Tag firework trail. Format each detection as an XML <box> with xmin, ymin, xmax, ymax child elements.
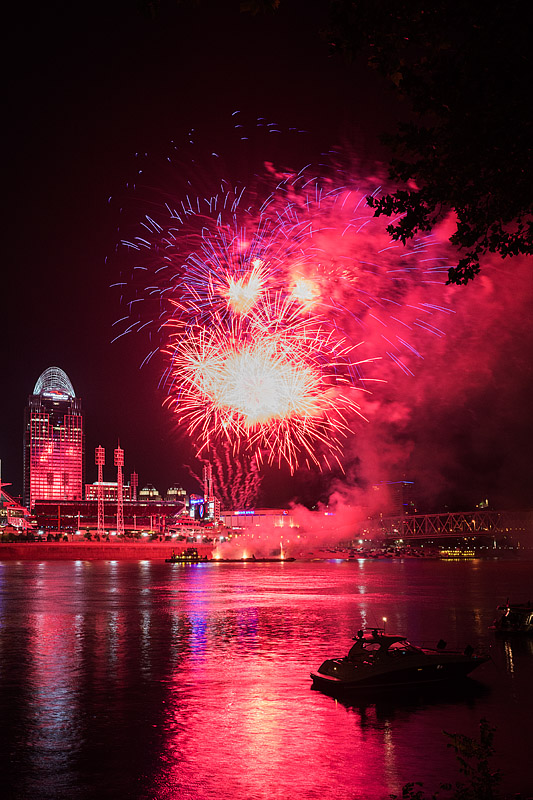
<box><xmin>211</xmin><ymin>443</ymin><xmax>262</xmax><ymax>511</ymax></box>
<box><xmin>184</xmin><ymin>446</ymin><xmax>261</xmax><ymax>511</ymax></box>
<box><xmin>115</xmin><ymin>116</ymin><xmax>453</xmax><ymax>473</ymax></box>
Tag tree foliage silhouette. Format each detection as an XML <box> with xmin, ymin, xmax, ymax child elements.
<box><xmin>327</xmin><ymin>0</ymin><xmax>533</xmax><ymax>284</ymax></box>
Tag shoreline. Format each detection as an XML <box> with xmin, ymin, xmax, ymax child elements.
<box><xmin>1</xmin><ymin>543</ymin><xmax>529</xmax><ymax>562</ymax></box>
<box><xmin>0</xmin><ymin>542</ymin><xmax>214</xmax><ymax>561</ymax></box>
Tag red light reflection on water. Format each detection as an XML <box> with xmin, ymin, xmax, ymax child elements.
<box><xmin>1</xmin><ymin>559</ymin><xmax>531</xmax><ymax>799</ymax></box>
<box><xmin>153</xmin><ymin>646</ymin><xmax>416</xmax><ymax>799</ymax></box>
<box><xmin>151</xmin><ymin>565</ymin><xmax>412</xmax><ymax>800</ymax></box>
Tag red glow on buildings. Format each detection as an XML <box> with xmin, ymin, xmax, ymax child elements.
<box><xmin>23</xmin><ymin>367</ymin><xmax>84</xmax><ymax>509</ymax></box>
<box><xmin>85</xmin><ymin>481</ymin><xmax>132</xmax><ymax>502</ymax></box>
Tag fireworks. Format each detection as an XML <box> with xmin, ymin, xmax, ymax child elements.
<box><xmin>211</xmin><ymin>442</ymin><xmax>262</xmax><ymax>510</ymax></box>
<box><xmin>117</xmin><ymin>127</ymin><xmax>452</xmax><ymax>472</ymax></box>
<box><xmin>225</xmin><ymin>260</ymin><xmax>267</xmax><ymax>316</ymax></box>
<box><xmin>163</xmin><ymin>303</ymin><xmax>366</xmax><ymax>471</ymax></box>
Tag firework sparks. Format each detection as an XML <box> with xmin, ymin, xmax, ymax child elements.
<box><xmin>224</xmin><ymin>260</ymin><xmax>267</xmax><ymax>315</ymax></box>
<box><xmin>289</xmin><ymin>275</ymin><xmax>320</xmax><ymax>307</ymax></box>
<box><xmin>163</xmin><ymin>307</ymin><xmax>367</xmax><ymax>471</ymax></box>
<box><xmin>116</xmin><ymin>127</ymin><xmax>452</xmax><ymax>472</ymax></box>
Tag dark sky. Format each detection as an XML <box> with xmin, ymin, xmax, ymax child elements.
<box><xmin>3</xmin><ymin>1</ymin><xmax>532</xmax><ymax>511</ymax></box>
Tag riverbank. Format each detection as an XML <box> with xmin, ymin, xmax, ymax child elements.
<box><xmin>0</xmin><ymin>542</ymin><xmax>214</xmax><ymax>560</ymax></box>
<box><xmin>1</xmin><ymin>542</ymin><xmax>528</xmax><ymax>562</ymax></box>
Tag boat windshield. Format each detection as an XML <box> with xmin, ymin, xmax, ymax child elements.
<box><xmin>347</xmin><ymin>641</ymin><xmax>380</xmax><ymax>660</ymax></box>
<box><xmin>362</xmin><ymin>643</ymin><xmax>381</xmax><ymax>652</ymax></box>
<box><xmin>387</xmin><ymin>641</ymin><xmax>421</xmax><ymax>655</ymax></box>
<box><xmin>347</xmin><ymin>636</ymin><xmax>421</xmax><ymax>660</ymax></box>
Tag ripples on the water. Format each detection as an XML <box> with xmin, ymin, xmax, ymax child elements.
<box><xmin>0</xmin><ymin>559</ymin><xmax>531</xmax><ymax>799</ymax></box>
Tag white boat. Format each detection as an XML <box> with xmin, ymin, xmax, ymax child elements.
<box><xmin>310</xmin><ymin>628</ymin><xmax>488</xmax><ymax>692</ymax></box>
<box><xmin>491</xmin><ymin>602</ymin><xmax>533</xmax><ymax>635</ymax></box>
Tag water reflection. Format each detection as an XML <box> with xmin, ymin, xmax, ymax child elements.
<box><xmin>0</xmin><ymin>559</ymin><xmax>531</xmax><ymax>800</ymax></box>
<box><xmin>5</xmin><ymin>565</ymin><xmax>84</xmax><ymax>799</ymax></box>
<box><xmin>492</xmin><ymin>633</ymin><xmax>533</xmax><ymax>675</ymax></box>
<box><xmin>325</xmin><ymin>678</ymin><xmax>490</xmax><ymax>721</ymax></box>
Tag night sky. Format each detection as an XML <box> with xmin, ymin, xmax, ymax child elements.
<box><xmin>3</xmin><ymin>1</ymin><xmax>532</xmax><ymax>511</ymax></box>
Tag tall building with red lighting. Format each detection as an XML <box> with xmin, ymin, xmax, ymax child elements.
<box><xmin>23</xmin><ymin>367</ymin><xmax>84</xmax><ymax>509</ymax></box>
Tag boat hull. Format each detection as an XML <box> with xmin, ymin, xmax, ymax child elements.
<box><xmin>311</xmin><ymin>655</ymin><xmax>489</xmax><ymax>692</ymax></box>
<box><xmin>165</xmin><ymin>557</ymin><xmax>208</xmax><ymax>563</ymax></box>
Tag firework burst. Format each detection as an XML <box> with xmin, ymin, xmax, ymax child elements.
<box><xmin>116</xmin><ymin>124</ymin><xmax>452</xmax><ymax>472</ymax></box>
<box><xmin>163</xmin><ymin>304</ymin><xmax>368</xmax><ymax>472</ymax></box>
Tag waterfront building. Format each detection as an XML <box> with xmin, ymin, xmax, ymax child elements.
<box><xmin>32</xmin><ymin>497</ymin><xmax>186</xmax><ymax>534</ymax></box>
<box><xmin>0</xmin><ymin>481</ymin><xmax>32</xmax><ymax>531</ymax></box>
<box><xmin>221</xmin><ymin>508</ymin><xmax>295</xmax><ymax>531</ymax></box>
<box><xmin>166</xmin><ymin>486</ymin><xmax>186</xmax><ymax>502</ymax></box>
<box><xmin>139</xmin><ymin>484</ymin><xmax>162</xmax><ymax>502</ymax></box>
<box><xmin>85</xmin><ymin>481</ymin><xmax>132</xmax><ymax>501</ymax></box>
<box><xmin>23</xmin><ymin>367</ymin><xmax>84</xmax><ymax>509</ymax></box>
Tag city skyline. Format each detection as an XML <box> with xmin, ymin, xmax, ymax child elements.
<box><xmin>2</xmin><ymin>7</ymin><xmax>531</xmax><ymax>800</ymax></box>
<box><xmin>3</xmin><ymin>2</ymin><xmax>532</xmax><ymax>513</ymax></box>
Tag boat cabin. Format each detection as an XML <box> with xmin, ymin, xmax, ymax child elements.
<box><xmin>494</xmin><ymin>603</ymin><xmax>533</xmax><ymax>632</ymax></box>
<box><xmin>347</xmin><ymin>629</ymin><xmax>422</xmax><ymax>661</ymax></box>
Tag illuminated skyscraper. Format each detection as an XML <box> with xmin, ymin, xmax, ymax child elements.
<box><xmin>23</xmin><ymin>367</ymin><xmax>84</xmax><ymax>509</ymax></box>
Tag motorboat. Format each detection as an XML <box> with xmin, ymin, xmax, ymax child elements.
<box><xmin>310</xmin><ymin>627</ymin><xmax>489</xmax><ymax>692</ymax></box>
<box><xmin>165</xmin><ymin>547</ymin><xmax>208</xmax><ymax>563</ymax></box>
<box><xmin>491</xmin><ymin>602</ymin><xmax>533</xmax><ymax>635</ymax></box>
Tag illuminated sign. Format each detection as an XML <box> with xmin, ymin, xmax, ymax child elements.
<box><xmin>234</xmin><ymin>510</ymin><xmax>255</xmax><ymax>515</ymax></box>
<box><xmin>42</xmin><ymin>391</ymin><xmax>70</xmax><ymax>401</ymax></box>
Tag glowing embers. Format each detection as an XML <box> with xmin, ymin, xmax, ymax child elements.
<box><xmin>289</xmin><ymin>275</ymin><xmax>320</xmax><ymax>308</ymax></box>
<box><xmin>224</xmin><ymin>260</ymin><xmax>267</xmax><ymax>316</ymax></box>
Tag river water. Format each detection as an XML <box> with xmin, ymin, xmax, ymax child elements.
<box><xmin>0</xmin><ymin>557</ymin><xmax>531</xmax><ymax>800</ymax></box>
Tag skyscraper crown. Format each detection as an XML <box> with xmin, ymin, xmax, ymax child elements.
<box><xmin>33</xmin><ymin>367</ymin><xmax>75</xmax><ymax>398</ymax></box>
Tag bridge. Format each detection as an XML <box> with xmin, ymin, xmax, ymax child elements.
<box><xmin>367</xmin><ymin>509</ymin><xmax>533</xmax><ymax>543</ymax></box>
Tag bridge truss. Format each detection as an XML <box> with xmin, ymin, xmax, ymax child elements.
<box><xmin>370</xmin><ymin>509</ymin><xmax>532</xmax><ymax>542</ymax></box>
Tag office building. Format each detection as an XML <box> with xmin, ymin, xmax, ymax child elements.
<box><xmin>372</xmin><ymin>480</ymin><xmax>416</xmax><ymax>517</ymax></box>
<box><xmin>23</xmin><ymin>367</ymin><xmax>84</xmax><ymax>509</ymax></box>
